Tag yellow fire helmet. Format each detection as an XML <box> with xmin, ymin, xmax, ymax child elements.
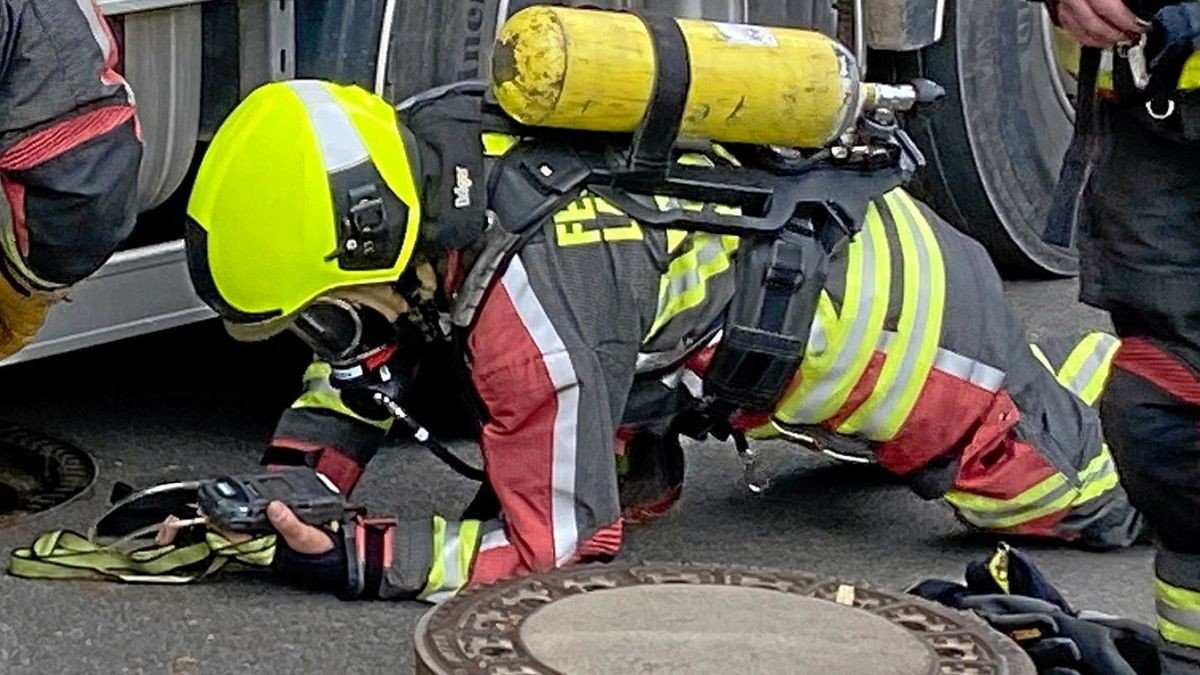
<box><xmin>185</xmin><ymin>79</ymin><xmax>421</xmax><ymax>339</ymax></box>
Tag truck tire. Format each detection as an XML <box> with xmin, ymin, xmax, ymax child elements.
<box><xmin>874</xmin><ymin>0</ymin><xmax>1079</xmax><ymax>276</ymax></box>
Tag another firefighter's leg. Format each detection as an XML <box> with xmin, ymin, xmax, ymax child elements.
<box><xmin>1103</xmin><ymin>338</ymin><xmax>1200</xmax><ymax>658</ymax></box>
<box><xmin>1081</xmin><ymin>107</ymin><xmax>1200</xmax><ymax>663</ymax></box>
<box><xmin>0</xmin><ymin>0</ymin><xmax>142</xmax><ymax>358</ymax></box>
<box><xmin>466</xmin><ymin>254</ymin><xmax>632</xmax><ymax>585</ymax></box>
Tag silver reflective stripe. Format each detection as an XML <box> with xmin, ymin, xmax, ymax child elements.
<box><xmin>502</xmin><ymin>258</ymin><xmax>580</xmax><ymax>565</ymax></box>
<box><xmin>956</xmin><ymin>480</ymin><xmax>1076</xmax><ymax>525</ymax></box>
<box><xmin>787</xmin><ymin>212</ymin><xmax>882</xmax><ymax>422</ymax></box>
<box><xmin>479</xmin><ymin>528</ymin><xmax>508</xmax><ymax>553</ymax></box>
<box><xmin>286</xmin><ymin>81</ymin><xmax>371</xmax><ymax>173</ymax></box>
<box><xmin>932</xmin><ymin>348</ymin><xmax>1006</xmax><ymax>393</ymax></box>
<box><xmin>1068</xmin><ymin>334</ymin><xmax>1119</xmax><ymax>397</ymax></box>
<box><xmin>855</xmin><ymin>194</ymin><xmax>939</xmax><ymax>437</ymax></box>
<box><xmin>660</xmin><ymin>237</ymin><xmax>728</xmax><ymax>305</ymax></box>
<box><xmin>1159</xmin><ymin>599</ymin><xmax>1200</xmax><ymax>632</ymax></box>
<box><xmin>808</xmin><ymin>311</ymin><xmax>828</xmax><ymax>355</ymax></box>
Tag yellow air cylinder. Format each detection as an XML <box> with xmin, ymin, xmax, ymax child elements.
<box><xmin>491</xmin><ymin>6</ymin><xmax>863</xmax><ymax>149</ymax></box>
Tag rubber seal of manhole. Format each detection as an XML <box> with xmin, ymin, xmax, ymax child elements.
<box><xmin>414</xmin><ymin>562</ymin><xmax>1036</xmax><ymax>675</ymax></box>
<box><xmin>0</xmin><ymin>423</ymin><xmax>96</xmax><ymax>523</ymax></box>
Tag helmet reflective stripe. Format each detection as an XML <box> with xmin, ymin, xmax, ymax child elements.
<box><xmin>286</xmin><ymin>81</ymin><xmax>371</xmax><ymax>173</ymax></box>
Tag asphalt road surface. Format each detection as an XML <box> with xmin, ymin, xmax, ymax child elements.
<box><xmin>0</xmin><ymin>278</ymin><xmax>1152</xmax><ymax>674</ymax></box>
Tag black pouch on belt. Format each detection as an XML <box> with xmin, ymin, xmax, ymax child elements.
<box><xmin>705</xmin><ymin>224</ymin><xmax>828</xmax><ymax>413</ymax></box>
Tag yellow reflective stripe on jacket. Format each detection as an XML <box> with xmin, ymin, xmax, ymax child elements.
<box><xmin>1158</xmin><ymin>578</ymin><xmax>1200</xmax><ymax>647</ymax></box>
<box><xmin>838</xmin><ymin>190</ymin><xmax>946</xmax><ymax>441</ymax></box>
<box><xmin>646</xmin><ymin>233</ymin><xmax>740</xmax><ymax>339</ymax></box>
<box><xmin>947</xmin><ymin>446</ymin><xmax>1120</xmax><ymax>528</ymax></box>
<box><xmin>419</xmin><ymin>516</ymin><xmax>482</xmax><ymax>603</ymax></box>
<box><xmin>1056</xmin><ymin>333</ymin><xmax>1120</xmax><ymax>406</ymax></box>
<box><xmin>291</xmin><ymin>362</ymin><xmax>392</xmax><ymax>430</ymax></box>
<box><xmin>774</xmin><ymin>201</ymin><xmax>891</xmax><ymax>425</ymax></box>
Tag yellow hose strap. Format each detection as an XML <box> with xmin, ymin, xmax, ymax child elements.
<box><xmin>1157</xmin><ymin>579</ymin><xmax>1200</xmax><ymax>648</ymax></box>
<box><xmin>8</xmin><ymin>530</ymin><xmax>275</xmax><ymax>583</ymax></box>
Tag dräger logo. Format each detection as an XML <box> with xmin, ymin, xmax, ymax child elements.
<box><xmin>454</xmin><ymin>166</ymin><xmax>474</xmax><ymax>208</ymax></box>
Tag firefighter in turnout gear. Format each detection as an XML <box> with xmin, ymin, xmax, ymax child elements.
<box><xmin>0</xmin><ymin>0</ymin><xmax>143</xmax><ymax>358</ymax></box>
<box><xmin>180</xmin><ymin>77</ymin><xmax>1141</xmax><ymax>602</ymax></box>
<box><xmin>1043</xmin><ymin>0</ymin><xmax>1200</xmax><ymax>667</ymax></box>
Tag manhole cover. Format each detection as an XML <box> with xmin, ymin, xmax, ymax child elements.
<box><xmin>0</xmin><ymin>423</ymin><xmax>95</xmax><ymax>519</ymax></box>
<box><xmin>415</xmin><ymin>563</ymin><xmax>1036</xmax><ymax>675</ymax></box>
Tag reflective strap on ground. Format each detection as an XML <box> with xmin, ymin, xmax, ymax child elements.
<box><xmin>420</xmin><ymin>517</ymin><xmax>482</xmax><ymax>603</ymax></box>
<box><xmin>291</xmin><ymin>362</ymin><xmax>392</xmax><ymax>430</ymax></box>
<box><xmin>8</xmin><ymin>529</ymin><xmax>242</xmax><ymax>583</ymax></box>
<box><xmin>774</xmin><ymin>201</ymin><xmax>891</xmax><ymax>426</ymax></box>
<box><xmin>1055</xmin><ymin>333</ymin><xmax>1119</xmax><ymax>406</ymax></box>
<box><xmin>838</xmin><ymin>190</ymin><xmax>946</xmax><ymax>441</ymax></box>
<box><xmin>646</xmin><ymin>233</ymin><xmax>739</xmax><ymax>339</ymax></box>
<box><xmin>1157</xmin><ymin>579</ymin><xmax>1200</xmax><ymax>648</ymax></box>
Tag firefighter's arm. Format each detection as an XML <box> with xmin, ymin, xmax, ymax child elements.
<box><xmin>265</xmin><ymin>501</ymin><xmax>489</xmax><ymax>602</ymax></box>
<box><xmin>263</xmin><ymin>361</ymin><xmax>393</xmax><ymax>496</ymax></box>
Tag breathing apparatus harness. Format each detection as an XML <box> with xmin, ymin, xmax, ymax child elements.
<box><xmin>310</xmin><ymin>23</ymin><xmax>943</xmax><ymax>482</ymax></box>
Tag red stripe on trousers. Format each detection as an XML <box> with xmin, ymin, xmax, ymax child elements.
<box><xmin>468</xmin><ymin>281</ymin><xmax>560</xmax><ymax>574</ymax></box>
<box><xmin>875</xmin><ymin>368</ymin><xmax>999</xmax><ymax>475</ymax></box>
<box><xmin>1112</xmin><ymin>337</ymin><xmax>1200</xmax><ymax>405</ymax></box>
<box><xmin>0</xmin><ymin>179</ymin><xmax>27</xmax><ymax>257</ymax></box>
<box><xmin>0</xmin><ymin>105</ymin><xmax>135</xmax><ymax>171</ymax></box>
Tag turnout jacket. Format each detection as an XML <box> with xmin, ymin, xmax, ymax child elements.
<box><xmin>264</xmin><ymin>138</ymin><xmax>1138</xmax><ymax>602</ymax></box>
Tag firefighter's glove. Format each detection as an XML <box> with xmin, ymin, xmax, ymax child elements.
<box><xmin>265</xmin><ymin>501</ymin><xmax>348</xmax><ymax>594</ymax></box>
<box><xmin>0</xmin><ymin>276</ymin><xmax>60</xmax><ymax>360</ymax></box>
<box><xmin>961</xmin><ymin>595</ymin><xmax>1163</xmax><ymax>675</ymax></box>
<box><xmin>1145</xmin><ymin>2</ymin><xmax>1200</xmax><ymax>94</ymax></box>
